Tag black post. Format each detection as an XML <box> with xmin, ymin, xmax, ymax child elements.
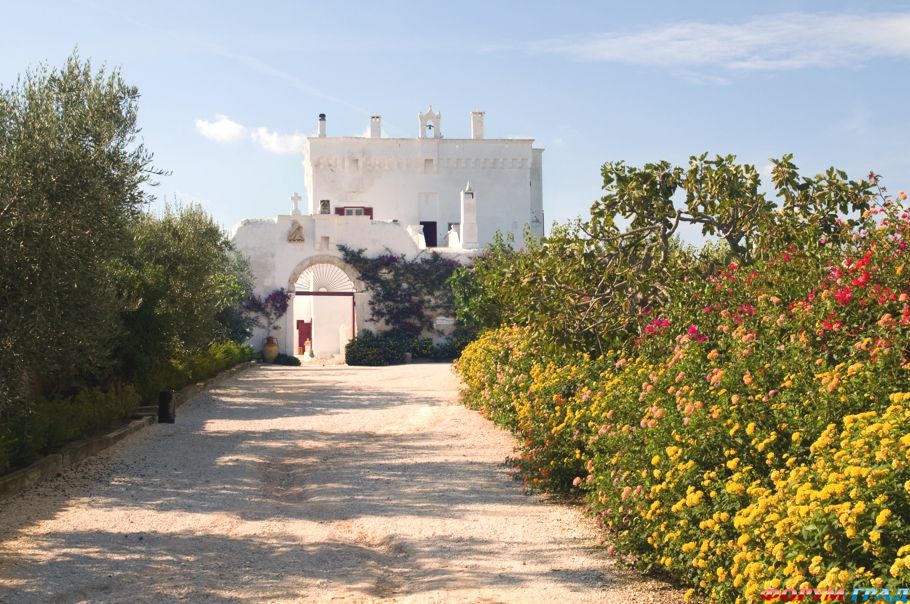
<box><xmin>158</xmin><ymin>390</ymin><xmax>176</xmax><ymax>424</ymax></box>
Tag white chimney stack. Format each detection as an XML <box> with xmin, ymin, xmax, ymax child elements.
<box><xmin>471</xmin><ymin>111</ymin><xmax>485</xmax><ymax>140</ymax></box>
<box><xmin>460</xmin><ymin>182</ymin><xmax>479</xmax><ymax>249</ymax></box>
<box><xmin>317</xmin><ymin>113</ymin><xmax>326</xmax><ymax>137</ymax></box>
<box><xmin>370</xmin><ymin>115</ymin><xmax>381</xmax><ymax>138</ymax></box>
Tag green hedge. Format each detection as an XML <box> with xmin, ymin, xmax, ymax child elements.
<box><xmin>136</xmin><ymin>341</ymin><xmax>254</xmax><ymax>401</ymax></box>
<box><xmin>345</xmin><ymin>330</ymin><xmax>465</xmax><ymax>365</ymax></box>
<box><xmin>0</xmin><ymin>383</ymin><xmax>140</xmax><ymax>470</ymax></box>
<box><xmin>0</xmin><ymin>341</ymin><xmax>254</xmax><ymax>473</ymax></box>
<box><xmin>345</xmin><ymin>330</ymin><xmax>410</xmax><ymax>365</ymax></box>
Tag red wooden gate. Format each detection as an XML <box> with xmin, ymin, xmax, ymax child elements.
<box><xmin>296</xmin><ymin>320</ymin><xmax>312</xmax><ymax>354</ymax></box>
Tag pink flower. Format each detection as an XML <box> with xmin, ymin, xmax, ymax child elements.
<box><xmin>852</xmin><ymin>271</ymin><xmax>870</xmax><ymax>288</ymax></box>
<box><xmin>572</xmin><ymin>477</ymin><xmax>583</xmax><ymax>487</ymax></box>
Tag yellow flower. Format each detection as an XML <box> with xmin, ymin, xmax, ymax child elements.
<box><xmin>726</xmin><ymin>482</ymin><xmax>745</xmax><ymax>496</ymax></box>
<box><xmin>651</xmin><ymin>454</ymin><xmax>661</xmax><ymax>466</ymax></box>
<box><xmin>876</xmin><ymin>509</ymin><xmax>892</xmax><ymax>527</ymax></box>
<box><xmin>726</xmin><ymin>458</ymin><xmax>740</xmax><ymax>470</ymax></box>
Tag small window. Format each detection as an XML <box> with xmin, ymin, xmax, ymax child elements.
<box><xmin>344</xmin><ymin>207</ymin><xmax>365</xmax><ymax>216</ymax></box>
<box><xmin>319</xmin><ymin>200</ymin><xmax>331</xmax><ymax>215</ymax></box>
<box><xmin>424</xmin><ymin>158</ymin><xmax>434</xmax><ymax>172</ymax></box>
<box><xmin>320</xmin><ymin>236</ymin><xmax>330</xmax><ymax>250</ymax></box>
<box><xmin>350</xmin><ymin>158</ymin><xmax>359</xmax><ymax>170</ymax></box>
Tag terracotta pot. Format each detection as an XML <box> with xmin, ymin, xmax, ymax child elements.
<box><xmin>263</xmin><ymin>336</ymin><xmax>280</xmax><ymax>363</ymax></box>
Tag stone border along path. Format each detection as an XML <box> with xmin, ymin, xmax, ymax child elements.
<box><xmin>0</xmin><ymin>363</ymin><xmax>683</xmax><ymax>603</ymax></box>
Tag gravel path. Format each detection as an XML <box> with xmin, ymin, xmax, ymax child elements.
<box><xmin>0</xmin><ymin>364</ymin><xmax>681</xmax><ymax>603</ymax></box>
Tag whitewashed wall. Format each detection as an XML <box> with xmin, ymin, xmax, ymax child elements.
<box><xmin>231</xmin><ymin>214</ymin><xmax>476</xmax><ymax>356</ymax></box>
<box><xmin>304</xmin><ymin>131</ymin><xmax>544</xmax><ymax>245</ymax></box>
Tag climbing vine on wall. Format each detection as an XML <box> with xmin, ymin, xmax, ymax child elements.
<box><xmin>337</xmin><ymin>245</ymin><xmax>460</xmax><ymax>337</ymax></box>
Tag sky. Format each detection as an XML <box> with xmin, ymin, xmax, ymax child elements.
<box><xmin>3</xmin><ymin>1</ymin><xmax>910</xmax><ymax>235</ymax></box>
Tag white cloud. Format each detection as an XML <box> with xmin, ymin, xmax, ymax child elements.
<box><xmin>526</xmin><ymin>13</ymin><xmax>910</xmax><ymax>72</ymax></box>
<box><xmin>194</xmin><ymin>115</ymin><xmax>307</xmax><ymax>154</ymax></box>
<box><xmin>250</xmin><ymin>127</ymin><xmax>307</xmax><ymax>154</ymax></box>
<box><xmin>194</xmin><ymin>114</ymin><xmax>247</xmax><ymax>142</ymax></box>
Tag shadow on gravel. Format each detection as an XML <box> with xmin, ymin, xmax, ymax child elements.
<box><xmin>0</xmin><ymin>365</ymin><xmax>669</xmax><ymax>602</ymax></box>
<box><xmin>0</xmin><ymin>529</ymin><xmax>622</xmax><ymax>602</ymax></box>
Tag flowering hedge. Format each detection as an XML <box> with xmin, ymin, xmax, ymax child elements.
<box><xmin>456</xmin><ymin>201</ymin><xmax>910</xmax><ymax>601</ymax></box>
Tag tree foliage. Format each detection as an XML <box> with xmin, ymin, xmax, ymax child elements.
<box><xmin>452</xmin><ymin>154</ymin><xmax>878</xmax><ymax>355</ymax></box>
<box><xmin>114</xmin><ymin>204</ymin><xmax>253</xmax><ymax>392</ymax></box>
<box><xmin>0</xmin><ymin>52</ymin><xmax>161</xmax><ymax>401</ymax></box>
<box><xmin>0</xmin><ymin>54</ymin><xmax>253</xmax><ymax>470</ymax></box>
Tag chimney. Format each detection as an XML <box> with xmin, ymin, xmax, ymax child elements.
<box><xmin>317</xmin><ymin>113</ymin><xmax>326</xmax><ymax>137</ymax></box>
<box><xmin>460</xmin><ymin>182</ymin><xmax>479</xmax><ymax>249</ymax></box>
<box><xmin>370</xmin><ymin>115</ymin><xmax>381</xmax><ymax>138</ymax></box>
<box><xmin>471</xmin><ymin>111</ymin><xmax>484</xmax><ymax>140</ymax></box>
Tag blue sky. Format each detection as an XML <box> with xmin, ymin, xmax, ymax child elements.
<box><xmin>3</xmin><ymin>1</ymin><xmax>910</xmax><ymax>233</ymax></box>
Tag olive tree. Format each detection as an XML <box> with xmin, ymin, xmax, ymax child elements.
<box><xmin>0</xmin><ymin>53</ymin><xmax>160</xmax><ymax>403</ymax></box>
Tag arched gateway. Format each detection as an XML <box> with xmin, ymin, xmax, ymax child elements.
<box><xmin>286</xmin><ymin>256</ymin><xmax>363</xmax><ymax>359</ymax></box>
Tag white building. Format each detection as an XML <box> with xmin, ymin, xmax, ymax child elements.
<box><xmin>232</xmin><ymin>107</ymin><xmax>544</xmax><ymax>359</ymax></box>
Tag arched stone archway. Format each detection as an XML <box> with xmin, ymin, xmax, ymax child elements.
<box><xmin>286</xmin><ymin>254</ymin><xmax>365</xmax><ymax>294</ymax></box>
<box><xmin>284</xmin><ymin>254</ymin><xmax>365</xmax><ymax>359</ymax></box>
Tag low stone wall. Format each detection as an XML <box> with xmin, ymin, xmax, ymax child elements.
<box><xmin>0</xmin><ymin>360</ymin><xmax>258</xmax><ymax>500</ymax></box>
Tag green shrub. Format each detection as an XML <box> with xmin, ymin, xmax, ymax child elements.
<box><xmin>0</xmin><ymin>383</ymin><xmax>140</xmax><ymax>471</ymax></box>
<box><xmin>412</xmin><ymin>337</ymin><xmax>434</xmax><ymax>358</ymax></box>
<box><xmin>345</xmin><ymin>331</ymin><xmax>464</xmax><ymax>365</ymax></box>
<box><xmin>136</xmin><ymin>341</ymin><xmax>254</xmax><ymax>401</ymax></box>
<box><xmin>345</xmin><ymin>330</ymin><xmax>410</xmax><ymax>366</ymax></box>
<box><xmin>272</xmin><ymin>353</ymin><xmax>302</xmax><ymax>366</ymax></box>
<box><xmin>455</xmin><ymin>200</ymin><xmax>910</xmax><ymax>601</ymax></box>
<box><xmin>430</xmin><ymin>337</ymin><xmax>469</xmax><ymax>361</ymax></box>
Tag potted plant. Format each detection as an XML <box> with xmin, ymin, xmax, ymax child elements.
<box><xmin>244</xmin><ymin>288</ymin><xmax>291</xmax><ymax>363</ymax></box>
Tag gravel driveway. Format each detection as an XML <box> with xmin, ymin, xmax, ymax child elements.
<box><xmin>0</xmin><ymin>364</ymin><xmax>681</xmax><ymax>603</ymax></box>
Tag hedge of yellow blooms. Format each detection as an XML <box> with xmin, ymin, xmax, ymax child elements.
<box><xmin>456</xmin><ymin>202</ymin><xmax>910</xmax><ymax>601</ymax></box>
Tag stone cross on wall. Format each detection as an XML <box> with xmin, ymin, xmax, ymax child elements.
<box><xmin>290</xmin><ymin>192</ymin><xmax>302</xmax><ymax>215</ymax></box>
